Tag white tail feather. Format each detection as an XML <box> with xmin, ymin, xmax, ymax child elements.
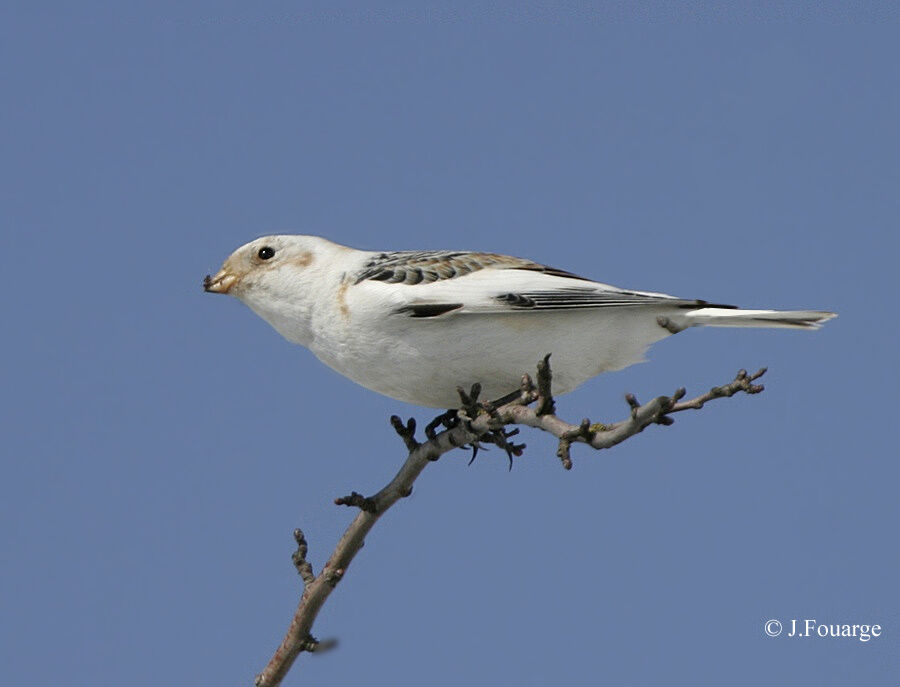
<box><xmin>680</xmin><ymin>308</ymin><xmax>837</xmax><ymax>330</ymax></box>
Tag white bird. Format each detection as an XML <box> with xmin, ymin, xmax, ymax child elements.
<box><xmin>204</xmin><ymin>235</ymin><xmax>836</xmax><ymax>408</ymax></box>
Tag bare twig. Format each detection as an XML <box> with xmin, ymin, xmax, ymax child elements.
<box><xmin>535</xmin><ymin>354</ymin><xmax>555</xmax><ymax>415</ymax></box>
<box><xmin>290</xmin><ymin>529</ymin><xmax>315</xmax><ymax>587</ymax></box>
<box><xmin>254</xmin><ymin>362</ymin><xmax>768</xmax><ymax>686</ymax></box>
<box><xmin>333</xmin><ymin>491</ymin><xmax>378</xmax><ymax>513</ymax></box>
<box><xmin>389</xmin><ymin>415</ymin><xmax>419</xmax><ymax>452</ymax></box>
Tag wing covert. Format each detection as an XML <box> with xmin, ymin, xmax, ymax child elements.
<box><xmin>355</xmin><ymin>251</ymin><xmax>590</xmax><ymax>285</ymax></box>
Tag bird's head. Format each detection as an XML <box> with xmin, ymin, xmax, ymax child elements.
<box><xmin>203</xmin><ymin>235</ymin><xmax>323</xmax><ymax>298</ymax></box>
<box><xmin>203</xmin><ymin>234</ymin><xmax>351</xmax><ymax>346</ymax></box>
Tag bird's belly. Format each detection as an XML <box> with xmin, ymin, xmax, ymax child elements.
<box><xmin>309</xmin><ymin>310</ymin><xmax>671</xmax><ymax>408</ymax></box>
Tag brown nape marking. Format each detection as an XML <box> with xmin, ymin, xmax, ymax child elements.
<box><xmin>336</xmin><ymin>278</ymin><xmax>350</xmax><ymax>319</ymax></box>
<box><xmin>292</xmin><ymin>252</ymin><xmax>314</xmax><ymax>268</ymax></box>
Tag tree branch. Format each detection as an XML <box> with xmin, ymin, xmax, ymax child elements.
<box><xmin>253</xmin><ymin>363</ymin><xmax>766</xmax><ymax>686</ymax></box>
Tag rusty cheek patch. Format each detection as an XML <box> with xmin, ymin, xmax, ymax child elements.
<box><xmin>292</xmin><ymin>252</ymin><xmax>314</xmax><ymax>268</ymax></box>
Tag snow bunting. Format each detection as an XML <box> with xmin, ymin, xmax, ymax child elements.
<box><xmin>204</xmin><ymin>235</ymin><xmax>835</xmax><ymax>408</ymax></box>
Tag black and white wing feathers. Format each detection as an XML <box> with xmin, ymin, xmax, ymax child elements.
<box><xmin>351</xmin><ymin>250</ymin><xmax>731</xmax><ymax>318</ymax></box>
<box><xmin>354</xmin><ymin>250</ymin><xmax>590</xmax><ymax>285</ymax></box>
<box><xmin>492</xmin><ymin>287</ymin><xmax>727</xmax><ymax>311</ymax></box>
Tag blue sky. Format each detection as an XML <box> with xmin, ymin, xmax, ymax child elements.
<box><xmin>2</xmin><ymin>3</ymin><xmax>899</xmax><ymax>685</ymax></box>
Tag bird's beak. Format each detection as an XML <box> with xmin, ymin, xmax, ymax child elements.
<box><xmin>203</xmin><ymin>269</ymin><xmax>237</xmax><ymax>294</ymax></box>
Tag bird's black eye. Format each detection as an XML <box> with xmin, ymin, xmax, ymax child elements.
<box><xmin>257</xmin><ymin>246</ymin><xmax>275</xmax><ymax>260</ymax></box>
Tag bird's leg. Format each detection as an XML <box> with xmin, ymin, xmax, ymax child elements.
<box><xmin>449</xmin><ymin>385</ymin><xmax>526</xmax><ymax>468</ymax></box>
<box><xmin>488</xmin><ymin>388</ymin><xmax>524</xmax><ymax>407</ymax></box>
<box><xmin>454</xmin><ymin>384</ymin><xmax>488</xmax><ymax>464</ymax></box>
<box><xmin>424</xmin><ymin>408</ymin><xmax>460</xmax><ymax>441</ymax></box>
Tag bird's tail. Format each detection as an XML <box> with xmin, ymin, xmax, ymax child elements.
<box><xmin>679</xmin><ymin>307</ymin><xmax>837</xmax><ymax>330</ymax></box>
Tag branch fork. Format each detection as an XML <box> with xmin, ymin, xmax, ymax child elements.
<box><xmin>253</xmin><ymin>359</ymin><xmax>768</xmax><ymax>686</ymax></box>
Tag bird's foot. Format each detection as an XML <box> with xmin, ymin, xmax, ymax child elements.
<box><xmin>451</xmin><ymin>385</ymin><xmax>526</xmax><ymax>468</ymax></box>
<box><xmin>424</xmin><ymin>408</ymin><xmax>460</xmax><ymax>441</ymax></box>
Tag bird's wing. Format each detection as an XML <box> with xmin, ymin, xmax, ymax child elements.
<box><xmin>353</xmin><ymin>250</ymin><xmax>591</xmax><ymax>285</ymax></box>
<box><xmin>351</xmin><ymin>252</ymin><xmax>728</xmax><ymax>318</ymax></box>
